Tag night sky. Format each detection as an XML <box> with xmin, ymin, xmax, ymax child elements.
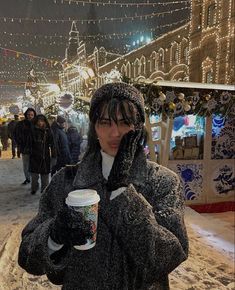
<box><xmin>0</xmin><ymin>0</ymin><xmax>190</xmax><ymax>104</ymax></box>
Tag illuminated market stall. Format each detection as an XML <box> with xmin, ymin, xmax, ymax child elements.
<box><xmin>137</xmin><ymin>80</ymin><xmax>235</xmax><ymax>212</ymax></box>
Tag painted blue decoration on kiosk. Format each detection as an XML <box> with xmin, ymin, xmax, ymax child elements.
<box><xmin>213</xmin><ymin>165</ymin><xmax>235</xmax><ymax>195</ymax></box>
<box><xmin>211</xmin><ymin>115</ymin><xmax>235</xmax><ymax>159</ymax></box>
<box><xmin>172</xmin><ymin>163</ymin><xmax>203</xmax><ymax>200</ymax></box>
<box><xmin>212</xmin><ymin>114</ymin><xmax>225</xmax><ymax>137</ymax></box>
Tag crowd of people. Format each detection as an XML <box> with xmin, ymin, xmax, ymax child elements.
<box><xmin>0</xmin><ymin>109</ymin><xmax>86</xmax><ymax>195</ymax></box>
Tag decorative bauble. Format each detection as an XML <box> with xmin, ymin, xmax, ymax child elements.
<box><xmin>178</xmin><ymin>93</ymin><xmax>185</xmax><ymax>100</ymax></box>
<box><xmin>169</xmin><ymin>102</ymin><xmax>176</xmax><ymax>110</ymax></box>
<box><xmin>184</xmin><ymin>103</ymin><xmax>191</xmax><ymax>111</ymax></box>
<box><xmin>205</xmin><ymin>94</ymin><xmax>211</xmax><ymax>101</ymax></box>
<box><xmin>159</xmin><ymin>91</ymin><xmax>166</xmax><ymax>102</ymax></box>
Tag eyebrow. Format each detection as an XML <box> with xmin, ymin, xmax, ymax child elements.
<box><xmin>100</xmin><ymin>117</ymin><xmax>125</xmax><ymax>121</ymax></box>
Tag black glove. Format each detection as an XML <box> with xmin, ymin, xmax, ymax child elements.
<box><xmin>106</xmin><ymin>129</ymin><xmax>143</xmax><ymax>192</ymax></box>
<box><xmin>50</xmin><ymin>205</ymin><xmax>93</xmax><ymax>246</ymax></box>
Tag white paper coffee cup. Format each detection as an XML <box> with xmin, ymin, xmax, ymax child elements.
<box><xmin>65</xmin><ymin>189</ymin><xmax>100</xmax><ymax>250</ymax></box>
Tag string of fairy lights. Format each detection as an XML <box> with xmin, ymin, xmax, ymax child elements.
<box><xmin>0</xmin><ymin>6</ymin><xmax>189</xmax><ymax>24</ymax></box>
<box><xmin>57</xmin><ymin>0</ymin><xmax>190</xmax><ymax>7</ymax></box>
<box><xmin>0</xmin><ymin>19</ymin><xmax>188</xmax><ymax>41</ymax></box>
<box><xmin>0</xmin><ymin>0</ymin><xmax>189</xmax><ymax>103</ymax></box>
<box><xmin>3</xmin><ymin>0</ymin><xmax>233</xmax><ymax>104</ymax></box>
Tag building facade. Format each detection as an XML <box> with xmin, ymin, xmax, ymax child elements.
<box><xmin>59</xmin><ymin>0</ymin><xmax>234</xmax><ymax>99</ymax></box>
<box><xmin>97</xmin><ymin>0</ymin><xmax>235</xmax><ymax>86</ymax></box>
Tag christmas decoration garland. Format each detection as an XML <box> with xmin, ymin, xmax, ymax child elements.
<box><xmin>132</xmin><ymin>81</ymin><xmax>235</xmax><ymax>118</ymax></box>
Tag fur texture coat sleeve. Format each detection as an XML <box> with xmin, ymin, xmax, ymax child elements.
<box><xmin>18</xmin><ymin>169</ymin><xmax>71</xmax><ymax>284</ymax></box>
<box><xmin>100</xmin><ymin>162</ymin><xmax>188</xmax><ymax>287</ymax></box>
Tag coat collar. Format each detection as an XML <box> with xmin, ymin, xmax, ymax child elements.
<box><xmin>73</xmin><ymin>149</ymin><xmax>148</xmax><ymax>189</ymax></box>
<box><xmin>73</xmin><ymin>152</ymin><xmax>103</xmax><ymax>189</ymax></box>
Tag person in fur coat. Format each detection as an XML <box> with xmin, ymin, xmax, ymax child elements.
<box><xmin>18</xmin><ymin>82</ymin><xmax>188</xmax><ymax>290</ymax></box>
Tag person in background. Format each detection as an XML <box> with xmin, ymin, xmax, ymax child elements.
<box><xmin>18</xmin><ymin>83</ymin><xmax>188</xmax><ymax>290</ymax></box>
<box><xmin>51</xmin><ymin>115</ymin><xmax>71</xmax><ymax>175</ymax></box>
<box><xmin>29</xmin><ymin>115</ymin><xmax>56</xmax><ymax>195</ymax></box>
<box><xmin>67</xmin><ymin>122</ymin><xmax>81</xmax><ymax>164</ymax></box>
<box><xmin>14</xmin><ymin>108</ymin><xmax>36</xmax><ymax>185</ymax></box>
<box><xmin>0</xmin><ymin>121</ymin><xmax>9</xmax><ymax>151</ymax></box>
<box><xmin>8</xmin><ymin>114</ymin><xmax>20</xmax><ymax>159</ymax></box>
<box><xmin>79</xmin><ymin>134</ymin><xmax>88</xmax><ymax>160</ymax></box>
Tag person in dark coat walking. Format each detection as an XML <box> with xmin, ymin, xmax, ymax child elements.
<box><xmin>51</xmin><ymin>115</ymin><xmax>71</xmax><ymax>175</ymax></box>
<box><xmin>67</xmin><ymin>123</ymin><xmax>81</xmax><ymax>164</ymax></box>
<box><xmin>0</xmin><ymin>121</ymin><xmax>9</xmax><ymax>151</ymax></box>
<box><xmin>29</xmin><ymin>115</ymin><xmax>56</xmax><ymax>195</ymax></box>
<box><xmin>8</xmin><ymin>114</ymin><xmax>20</xmax><ymax>159</ymax></box>
<box><xmin>14</xmin><ymin>108</ymin><xmax>36</xmax><ymax>185</ymax></box>
<box><xmin>18</xmin><ymin>83</ymin><xmax>188</xmax><ymax>290</ymax></box>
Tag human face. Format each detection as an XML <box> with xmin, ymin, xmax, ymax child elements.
<box><xmin>95</xmin><ymin>106</ymin><xmax>135</xmax><ymax>156</ymax></box>
<box><xmin>26</xmin><ymin>111</ymin><xmax>35</xmax><ymax>120</ymax></box>
<box><xmin>37</xmin><ymin>119</ymin><xmax>46</xmax><ymax>129</ymax></box>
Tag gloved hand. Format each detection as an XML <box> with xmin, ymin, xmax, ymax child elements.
<box><xmin>106</xmin><ymin>129</ymin><xmax>143</xmax><ymax>192</ymax></box>
<box><xmin>50</xmin><ymin>205</ymin><xmax>93</xmax><ymax>246</ymax></box>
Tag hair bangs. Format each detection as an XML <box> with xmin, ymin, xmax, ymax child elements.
<box><xmin>95</xmin><ymin>99</ymin><xmax>137</xmax><ymax>125</ymax></box>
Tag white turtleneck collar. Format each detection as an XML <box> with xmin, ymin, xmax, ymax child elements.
<box><xmin>100</xmin><ymin>150</ymin><xmax>115</xmax><ymax>180</ymax></box>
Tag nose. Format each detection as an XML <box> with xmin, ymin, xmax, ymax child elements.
<box><xmin>110</xmin><ymin>122</ymin><xmax>121</xmax><ymax>137</ymax></box>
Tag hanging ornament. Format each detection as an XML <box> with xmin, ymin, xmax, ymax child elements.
<box><xmin>159</xmin><ymin>91</ymin><xmax>166</xmax><ymax>102</ymax></box>
<box><xmin>204</xmin><ymin>94</ymin><xmax>211</xmax><ymax>101</ymax></box>
<box><xmin>169</xmin><ymin>102</ymin><xmax>176</xmax><ymax>110</ymax></box>
<box><xmin>174</xmin><ymin>102</ymin><xmax>184</xmax><ymax>115</ymax></box>
<box><xmin>178</xmin><ymin>92</ymin><xmax>185</xmax><ymax>100</ymax></box>
<box><xmin>207</xmin><ymin>99</ymin><xmax>217</xmax><ymax>111</ymax></box>
<box><xmin>220</xmin><ymin>92</ymin><xmax>231</xmax><ymax>104</ymax></box>
<box><xmin>192</xmin><ymin>93</ymin><xmax>200</xmax><ymax>105</ymax></box>
<box><xmin>184</xmin><ymin>102</ymin><xmax>191</xmax><ymax>111</ymax></box>
<box><xmin>166</xmin><ymin>91</ymin><xmax>176</xmax><ymax>102</ymax></box>
<box><xmin>152</xmin><ymin>98</ymin><xmax>163</xmax><ymax>113</ymax></box>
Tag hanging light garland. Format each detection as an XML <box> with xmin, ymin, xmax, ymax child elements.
<box><xmin>0</xmin><ymin>7</ymin><xmax>189</xmax><ymax>24</ymax></box>
<box><xmin>0</xmin><ymin>19</ymin><xmax>188</xmax><ymax>42</ymax></box>
<box><xmin>59</xmin><ymin>0</ymin><xmax>190</xmax><ymax>8</ymax></box>
<box><xmin>0</xmin><ymin>47</ymin><xmax>62</xmax><ymax>67</ymax></box>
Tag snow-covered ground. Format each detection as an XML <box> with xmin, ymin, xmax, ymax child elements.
<box><xmin>0</xmin><ymin>151</ymin><xmax>234</xmax><ymax>290</ymax></box>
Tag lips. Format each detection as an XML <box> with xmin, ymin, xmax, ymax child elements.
<box><xmin>108</xmin><ymin>142</ymin><xmax>120</xmax><ymax>149</ymax></box>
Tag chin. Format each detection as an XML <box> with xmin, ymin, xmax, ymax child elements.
<box><xmin>107</xmin><ymin>148</ymin><xmax>118</xmax><ymax>157</ymax></box>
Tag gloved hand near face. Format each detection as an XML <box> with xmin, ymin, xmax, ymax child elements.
<box><xmin>106</xmin><ymin>129</ymin><xmax>143</xmax><ymax>192</ymax></box>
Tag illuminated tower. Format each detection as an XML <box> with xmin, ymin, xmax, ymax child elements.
<box><xmin>66</xmin><ymin>21</ymin><xmax>80</xmax><ymax>63</ymax></box>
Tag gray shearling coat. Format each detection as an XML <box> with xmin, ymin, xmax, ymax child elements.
<box><xmin>18</xmin><ymin>150</ymin><xmax>188</xmax><ymax>290</ymax></box>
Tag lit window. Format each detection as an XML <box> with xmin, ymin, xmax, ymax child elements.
<box><xmin>206</xmin><ymin>71</ymin><xmax>213</xmax><ymax>83</ymax></box>
<box><xmin>174</xmin><ymin>50</ymin><xmax>178</xmax><ymax>62</ymax></box>
<box><xmin>159</xmin><ymin>54</ymin><xmax>163</xmax><ymax>66</ymax></box>
<box><xmin>183</xmin><ymin>47</ymin><xmax>188</xmax><ymax>61</ymax></box>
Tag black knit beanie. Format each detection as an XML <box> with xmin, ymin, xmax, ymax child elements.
<box><xmin>89</xmin><ymin>82</ymin><xmax>145</xmax><ymax>123</ymax></box>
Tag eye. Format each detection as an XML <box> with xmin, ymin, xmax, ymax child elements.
<box><xmin>118</xmin><ymin>120</ymin><xmax>131</xmax><ymax>127</ymax></box>
<box><xmin>99</xmin><ymin>119</ymin><xmax>111</xmax><ymax>126</ymax></box>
